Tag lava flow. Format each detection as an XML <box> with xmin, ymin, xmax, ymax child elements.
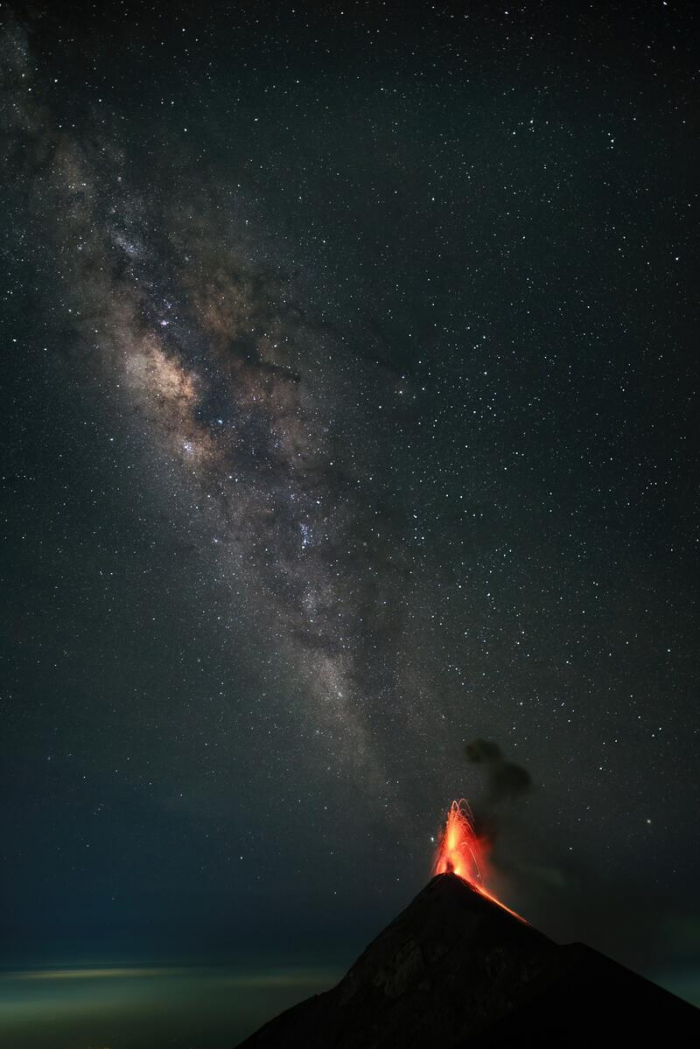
<box><xmin>433</xmin><ymin>800</ymin><xmax>527</xmax><ymax>923</ymax></box>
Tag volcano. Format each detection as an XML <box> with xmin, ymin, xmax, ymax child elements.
<box><xmin>236</xmin><ymin>873</ymin><xmax>697</xmax><ymax>1048</ymax></box>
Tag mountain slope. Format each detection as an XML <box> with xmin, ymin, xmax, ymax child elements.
<box><xmin>236</xmin><ymin>873</ymin><xmax>697</xmax><ymax>1048</ymax></box>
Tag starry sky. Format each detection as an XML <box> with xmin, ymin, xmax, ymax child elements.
<box><xmin>1</xmin><ymin>1</ymin><xmax>699</xmax><ymax>1044</ymax></box>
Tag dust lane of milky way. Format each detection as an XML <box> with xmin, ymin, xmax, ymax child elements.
<box><xmin>1</xmin><ymin>20</ymin><xmax>446</xmax><ymax>804</ymax></box>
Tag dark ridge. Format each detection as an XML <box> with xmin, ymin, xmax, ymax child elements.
<box><xmin>236</xmin><ymin>873</ymin><xmax>698</xmax><ymax>1048</ymax></box>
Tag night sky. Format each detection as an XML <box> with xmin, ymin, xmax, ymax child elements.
<box><xmin>1</xmin><ymin>1</ymin><xmax>698</xmax><ymax>1045</ymax></box>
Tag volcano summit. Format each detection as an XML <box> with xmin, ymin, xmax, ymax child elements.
<box><xmin>236</xmin><ymin>872</ymin><xmax>698</xmax><ymax>1048</ymax></box>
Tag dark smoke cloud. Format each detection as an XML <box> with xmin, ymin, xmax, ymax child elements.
<box><xmin>465</xmin><ymin>738</ymin><xmax>533</xmax><ymax>805</ymax></box>
<box><xmin>464</xmin><ymin>739</ymin><xmax>695</xmax><ymax>980</ymax></box>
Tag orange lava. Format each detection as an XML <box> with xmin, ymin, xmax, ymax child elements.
<box><xmin>433</xmin><ymin>799</ymin><xmax>485</xmax><ymax>882</ymax></box>
<box><xmin>433</xmin><ymin>799</ymin><xmax>527</xmax><ymax>923</ymax></box>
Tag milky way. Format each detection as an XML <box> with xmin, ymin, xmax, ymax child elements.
<box><xmin>1</xmin><ymin>18</ymin><xmax>433</xmax><ymax>800</ymax></box>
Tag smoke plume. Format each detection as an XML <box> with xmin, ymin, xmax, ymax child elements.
<box><xmin>465</xmin><ymin>738</ymin><xmax>532</xmax><ymax>805</ymax></box>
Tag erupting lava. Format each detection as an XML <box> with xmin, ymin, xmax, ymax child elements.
<box><xmin>433</xmin><ymin>800</ymin><xmax>527</xmax><ymax>922</ymax></box>
<box><xmin>433</xmin><ymin>799</ymin><xmax>485</xmax><ymax>883</ymax></box>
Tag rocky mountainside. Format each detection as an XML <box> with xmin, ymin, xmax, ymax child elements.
<box><xmin>236</xmin><ymin>873</ymin><xmax>698</xmax><ymax>1048</ymax></box>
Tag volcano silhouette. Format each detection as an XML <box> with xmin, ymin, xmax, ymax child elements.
<box><xmin>236</xmin><ymin>872</ymin><xmax>697</xmax><ymax>1047</ymax></box>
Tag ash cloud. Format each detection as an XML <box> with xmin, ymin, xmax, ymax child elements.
<box><xmin>464</xmin><ymin>738</ymin><xmax>691</xmax><ymax>977</ymax></box>
<box><xmin>465</xmin><ymin>738</ymin><xmax>532</xmax><ymax>805</ymax></box>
